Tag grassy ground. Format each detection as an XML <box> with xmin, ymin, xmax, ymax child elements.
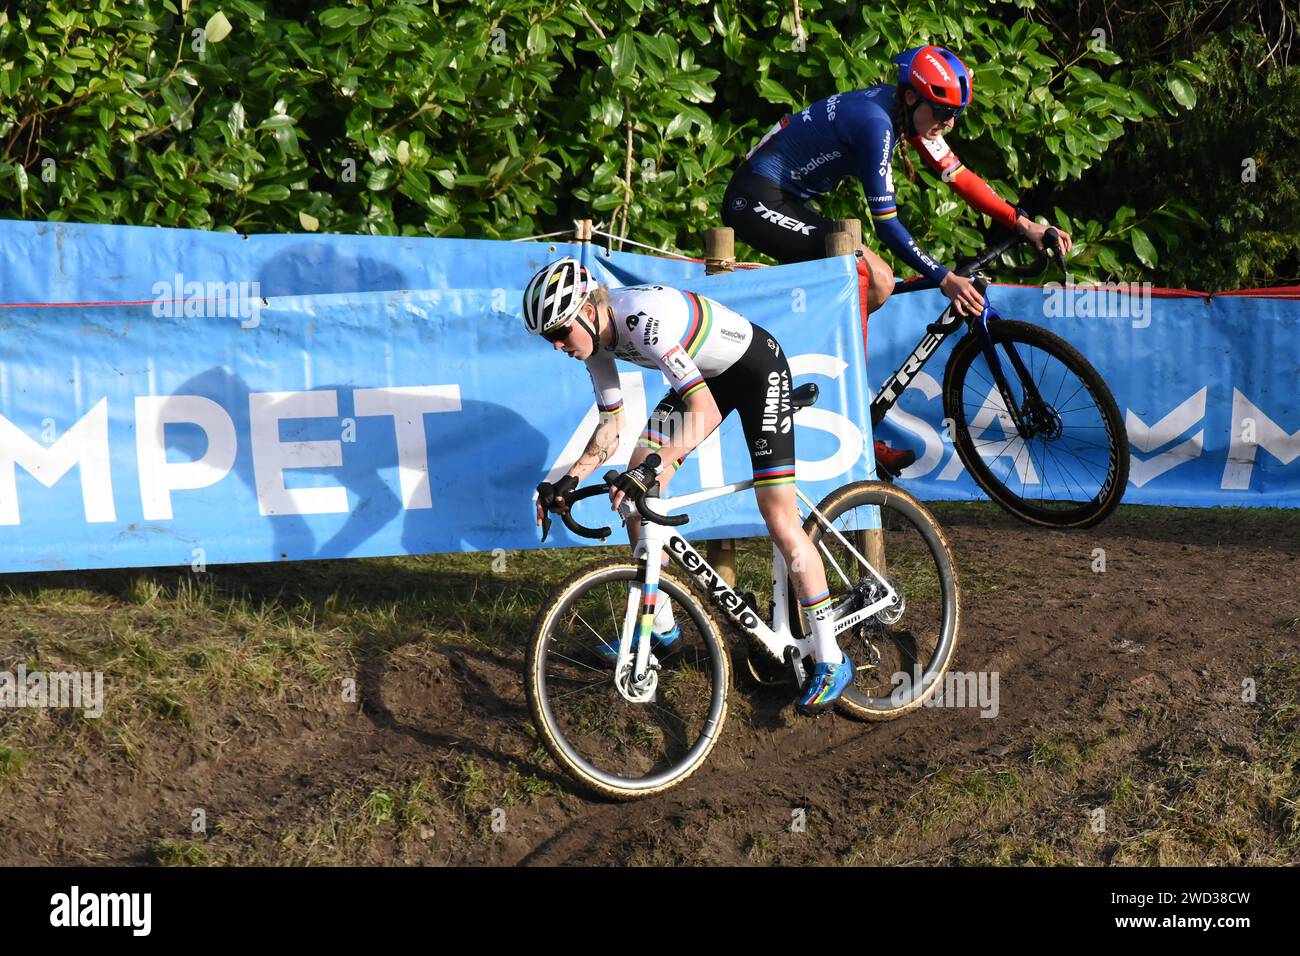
<box><xmin>1</xmin><ymin>500</ymin><xmax>1297</xmax><ymax>865</ymax></box>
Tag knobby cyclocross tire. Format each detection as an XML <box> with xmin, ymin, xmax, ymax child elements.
<box><xmin>798</xmin><ymin>481</ymin><xmax>960</xmax><ymax>721</ymax></box>
<box><xmin>525</xmin><ymin>560</ymin><xmax>730</xmax><ymax>801</ymax></box>
<box><xmin>942</xmin><ymin>320</ymin><xmax>1129</xmax><ymax>529</ymax></box>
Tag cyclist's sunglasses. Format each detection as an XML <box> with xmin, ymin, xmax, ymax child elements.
<box><xmin>927</xmin><ymin>101</ymin><xmax>964</xmax><ymax>122</ymax></box>
<box><xmin>541</xmin><ymin>321</ymin><xmax>573</xmax><ymax>343</ymax></box>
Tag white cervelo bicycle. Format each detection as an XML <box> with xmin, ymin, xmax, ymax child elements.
<box><xmin>525</xmin><ymin>383</ymin><xmax>961</xmax><ymax>800</ymax></box>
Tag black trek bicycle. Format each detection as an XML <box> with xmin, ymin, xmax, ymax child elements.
<box><xmin>873</xmin><ymin>229</ymin><xmax>1129</xmax><ymax>528</ymax></box>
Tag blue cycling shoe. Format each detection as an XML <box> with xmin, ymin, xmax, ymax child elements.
<box><xmin>598</xmin><ymin>625</ymin><xmax>681</xmax><ymax>662</ymax></box>
<box><xmin>796</xmin><ymin>652</ymin><xmax>854</xmax><ymax>716</ymax></box>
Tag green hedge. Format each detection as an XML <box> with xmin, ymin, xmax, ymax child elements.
<box><xmin>0</xmin><ymin>0</ymin><xmax>1286</xmax><ymax>287</ymax></box>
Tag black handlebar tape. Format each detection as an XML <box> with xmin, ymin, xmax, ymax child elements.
<box><xmin>559</xmin><ymin>484</ymin><xmax>613</xmax><ymax>540</ymax></box>
<box><xmin>635</xmin><ymin>494</ymin><xmax>690</xmax><ymax>527</ymax></box>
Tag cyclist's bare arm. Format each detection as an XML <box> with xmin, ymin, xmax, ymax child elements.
<box><xmin>534</xmin><ymin>412</ymin><xmax>620</xmax><ymax>525</ymax></box>
<box><xmin>611</xmin><ymin>388</ymin><xmax>722</xmax><ymax>512</ymax></box>
<box><xmin>571</xmin><ymin>414</ymin><xmax>621</xmax><ymax>480</ymax></box>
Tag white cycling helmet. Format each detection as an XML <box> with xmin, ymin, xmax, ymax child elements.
<box><xmin>522</xmin><ymin>257</ymin><xmax>596</xmax><ymax>335</ymax></box>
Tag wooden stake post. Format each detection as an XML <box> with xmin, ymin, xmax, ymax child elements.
<box><xmin>826</xmin><ymin>222</ymin><xmax>886</xmax><ymax>575</ymax></box>
<box><xmin>703</xmin><ymin>228</ymin><xmax>739</xmax><ymax>586</ymax></box>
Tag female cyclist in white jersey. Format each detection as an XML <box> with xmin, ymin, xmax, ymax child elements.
<box><xmin>523</xmin><ymin>257</ymin><xmax>853</xmax><ymax>714</ymax></box>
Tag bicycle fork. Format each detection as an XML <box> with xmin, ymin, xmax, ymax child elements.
<box><xmin>612</xmin><ymin>504</ymin><xmax>668</xmax><ymax>703</ymax></box>
<box><xmin>970</xmin><ymin>307</ymin><xmax>1041</xmax><ymax>441</ymax></box>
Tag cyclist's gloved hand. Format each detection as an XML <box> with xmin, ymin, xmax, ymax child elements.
<box><xmin>537</xmin><ymin>473</ymin><xmax>579</xmax><ymax>542</ymax></box>
<box><xmin>537</xmin><ymin>474</ymin><xmax>579</xmax><ymax>516</ymax></box>
<box><xmin>609</xmin><ymin>454</ymin><xmax>662</xmax><ymax>512</ymax></box>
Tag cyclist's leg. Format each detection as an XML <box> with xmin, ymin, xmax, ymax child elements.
<box><xmin>731</xmin><ymin>326</ymin><xmax>842</xmax><ymax>667</ymax></box>
<box><xmin>722</xmin><ymin>162</ymin><xmax>831</xmax><ymax>263</ymax></box>
<box><xmin>723</xmin><ymin>161</ymin><xmax>894</xmax><ymax>313</ymax></box>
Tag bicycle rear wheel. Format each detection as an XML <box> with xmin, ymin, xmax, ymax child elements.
<box><xmin>797</xmin><ymin>481</ymin><xmax>960</xmax><ymax>721</ymax></box>
<box><xmin>943</xmin><ymin>320</ymin><xmax>1128</xmax><ymax>528</ymax></box>
<box><xmin>525</xmin><ymin>560</ymin><xmax>729</xmax><ymax>800</ymax></box>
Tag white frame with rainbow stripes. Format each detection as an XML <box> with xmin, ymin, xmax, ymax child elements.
<box><xmin>608</xmin><ymin>479</ymin><xmax>898</xmax><ymax>696</ymax></box>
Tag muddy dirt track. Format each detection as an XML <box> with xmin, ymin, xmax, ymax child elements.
<box><xmin>2</xmin><ymin>504</ymin><xmax>1297</xmax><ymax>866</ymax></box>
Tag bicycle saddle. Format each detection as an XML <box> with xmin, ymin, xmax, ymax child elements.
<box><xmin>792</xmin><ymin>383</ymin><xmax>819</xmax><ymax>409</ymax></box>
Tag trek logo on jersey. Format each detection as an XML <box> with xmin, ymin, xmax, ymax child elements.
<box><xmin>753</xmin><ymin>203</ymin><xmax>816</xmax><ymax>235</ymax></box>
<box><xmin>790</xmin><ymin>150</ymin><xmax>842</xmax><ymax>182</ymax></box>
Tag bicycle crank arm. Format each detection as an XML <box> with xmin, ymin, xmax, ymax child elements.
<box><xmin>784</xmin><ymin>645</ymin><xmax>807</xmax><ymax>688</ymax></box>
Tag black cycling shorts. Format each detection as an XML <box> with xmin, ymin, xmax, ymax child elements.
<box><xmin>641</xmin><ymin>323</ymin><xmax>796</xmax><ymax>487</ymax></box>
<box><xmin>722</xmin><ymin>160</ymin><xmax>833</xmax><ymax>264</ymax></box>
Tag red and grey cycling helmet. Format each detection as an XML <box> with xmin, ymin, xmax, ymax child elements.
<box><xmin>893</xmin><ymin>45</ymin><xmax>972</xmax><ymax>112</ymax></box>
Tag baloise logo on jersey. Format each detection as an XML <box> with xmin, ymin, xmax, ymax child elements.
<box><xmin>789</xmin><ymin>150</ymin><xmax>842</xmax><ymax>182</ymax></box>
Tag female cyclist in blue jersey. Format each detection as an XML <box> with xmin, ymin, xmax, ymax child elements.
<box><xmin>722</xmin><ymin>45</ymin><xmax>1074</xmax><ymax>476</ymax></box>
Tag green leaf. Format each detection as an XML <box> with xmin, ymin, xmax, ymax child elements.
<box><xmin>205</xmin><ymin>11</ymin><xmax>233</xmax><ymax>42</ymax></box>
<box><xmin>1166</xmin><ymin>75</ymin><xmax>1196</xmax><ymax>110</ymax></box>
<box><xmin>367</xmin><ymin>168</ymin><xmax>396</xmax><ymax>191</ymax></box>
<box><xmin>1128</xmin><ymin>88</ymin><xmax>1159</xmax><ymax>116</ymax></box>
<box><xmin>527</xmin><ymin>23</ymin><xmax>546</xmax><ymax>55</ymax></box>
<box><xmin>319</xmin><ymin>8</ymin><xmax>354</xmax><ymax>29</ymax></box>
<box><xmin>757</xmin><ymin>76</ymin><xmax>796</xmax><ymax>106</ymax></box>
<box><xmin>610</xmin><ymin>33</ymin><xmax>637</xmax><ymax>80</ymax></box>
<box><xmin>1130</xmin><ymin>227</ymin><xmax>1158</xmax><ymax>268</ymax></box>
<box><xmin>246</xmin><ymin>184</ymin><xmax>291</xmax><ymax>203</ymax></box>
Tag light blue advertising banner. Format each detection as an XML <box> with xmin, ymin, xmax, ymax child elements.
<box><xmin>0</xmin><ymin>218</ymin><xmax>1295</xmax><ymax>574</ymax></box>
<box><xmin>0</xmin><ymin>224</ymin><xmax>870</xmax><ymax>571</ymax></box>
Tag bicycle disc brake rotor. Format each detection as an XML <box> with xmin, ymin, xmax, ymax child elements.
<box><xmin>1023</xmin><ymin>397</ymin><xmax>1063</xmax><ymax>440</ymax></box>
<box><xmin>615</xmin><ymin>654</ymin><xmax>659</xmax><ymax>703</ymax></box>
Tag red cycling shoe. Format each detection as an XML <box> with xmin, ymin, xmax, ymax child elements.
<box><xmin>873</xmin><ymin>439</ymin><xmax>917</xmax><ymax>480</ymax></box>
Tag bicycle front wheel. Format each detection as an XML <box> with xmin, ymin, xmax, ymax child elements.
<box><xmin>943</xmin><ymin>320</ymin><xmax>1129</xmax><ymax>528</ymax></box>
<box><xmin>525</xmin><ymin>560</ymin><xmax>730</xmax><ymax>800</ymax></box>
<box><xmin>798</xmin><ymin>481</ymin><xmax>960</xmax><ymax>721</ymax></box>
